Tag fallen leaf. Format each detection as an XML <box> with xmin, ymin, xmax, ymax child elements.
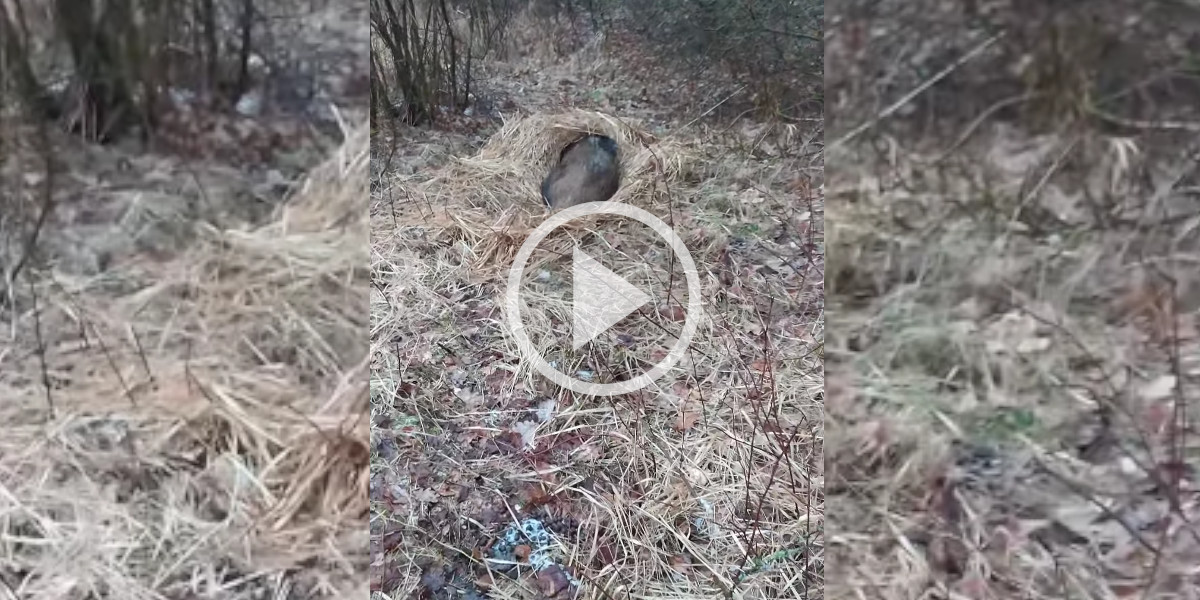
<box><xmin>523</xmin><ymin>484</ymin><xmax>552</xmax><ymax>507</ymax></box>
<box><xmin>593</xmin><ymin>544</ymin><xmax>618</xmax><ymax>567</ymax></box>
<box><xmin>1177</xmin><ymin>313</ymin><xmax>1198</xmax><ymax>341</ymax></box>
<box><xmin>484</xmin><ymin>368</ymin><xmax>514</xmax><ymax>395</ymax></box>
<box><xmin>672</xmin><ymin>380</ymin><xmax>690</xmax><ymax>398</ymax></box>
<box><xmin>989</xmin><ymin>517</ymin><xmax>1044</xmax><ymax>560</ymax></box>
<box><xmin>658</xmin><ymin>303</ymin><xmax>686</xmax><ymax>322</ymax></box>
<box><xmin>532</xmin><ymin>460</ymin><xmax>559</xmax><ymax>485</ymax></box>
<box><xmin>1110</xmin><ymin>583</ymin><xmax>1142</xmax><ymax>598</ymax></box>
<box><xmin>669</xmin><ymin>554</ymin><xmax>691</xmax><ymax>575</ymax></box>
<box><xmin>575</xmin><ymin>443</ymin><xmax>603</xmax><ymax>462</ymax></box>
<box><xmin>514</xmin><ymin>544</ymin><xmax>531</xmax><ymax>561</ymax></box>
<box><xmin>536</xmin><ymin>565</ymin><xmax>574</xmax><ymax>598</ymax></box>
<box><xmin>1158</xmin><ymin>460</ymin><xmax>1193</xmax><ymax>488</ymax></box>
<box><xmin>750</xmin><ymin>359</ymin><xmax>774</xmax><ymax>373</ymax></box>
<box><xmin>675</xmin><ymin>408</ymin><xmax>700</xmax><ymax>431</ymax></box>
<box><xmin>854</xmin><ymin>419</ymin><xmax>891</xmax><ymax>460</ymax></box>
<box><xmin>1117</xmin><ymin>275</ymin><xmax>1179</xmax><ymax>342</ymax></box>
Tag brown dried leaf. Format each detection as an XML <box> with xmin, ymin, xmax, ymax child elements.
<box><xmin>536</xmin><ymin>565</ymin><xmax>574</xmax><ymax>598</ymax></box>
<box><xmin>671</xmin><ymin>380</ymin><xmax>691</xmax><ymax>399</ymax></box>
<box><xmin>658</xmin><ymin>303</ymin><xmax>686</xmax><ymax>322</ymax></box>
<box><xmin>523</xmin><ymin>484</ymin><xmax>552</xmax><ymax>508</ymax></box>
<box><xmin>854</xmin><ymin>419</ymin><xmax>892</xmax><ymax>461</ymax></box>
<box><xmin>1117</xmin><ymin>276</ymin><xmax>1181</xmax><ymax>342</ymax></box>
<box><xmin>484</xmin><ymin>368</ymin><xmax>515</xmax><ymax>396</ymax></box>
<box><xmin>675</xmin><ymin>408</ymin><xmax>700</xmax><ymax>432</ymax></box>
<box><xmin>594</xmin><ymin>544</ymin><xmax>618</xmax><ymax>567</ymax></box>
<box><xmin>669</xmin><ymin>554</ymin><xmax>691</xmax><ymax>575</ymax></box>
<box><xmin>672</xmin><ymin>382</ymin><xmax>701</xmax><ymax>431</ymax></box>
<box><xmin>927</xmin><ymin>534</ymin><xmax>969</xmax><ymax>575</ymax></box>
<box><xmin>750</xmin><ymin>358</ymin><xmax>774</xmax><ymax>374</ymax></box>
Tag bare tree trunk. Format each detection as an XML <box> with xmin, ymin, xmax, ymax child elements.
<box><xmin>198</xmin><ymin>0</ymin><xmax>220</xmax><ymax>93</ymax></box>
<box><xmin>0</xmin><ymin>8</ymin><xmax>59</xmax><ymax>120</ymax></box>
<box><xmin>235</xmin><ymin>0</ymin><xmax>255</xmax><ymax>99</ymax></box>
<box><xmin>54</xmin><ymin>0</ymin><xmax>137</xmax><ymax>141</ymax></box>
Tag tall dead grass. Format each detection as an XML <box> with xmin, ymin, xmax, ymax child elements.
<box><xmin>0</xmin><ymin>120</ymin><xmax>370</xmax><ymax>598</ymax></box>
<box><xmin>827</xmin><ymin>126</ymin><xmax>1200</xmax><ymax>599</ymax></box>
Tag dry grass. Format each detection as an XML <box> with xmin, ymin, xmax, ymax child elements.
<box><xmin>370</xmin><ymin>108</ymin><xmax>822</xmax><ymax>598</ymax></box>
<box><xmin>0</xmin><ymin>121</ymin><xmax>370</xmax><ymax>599</ymax></box>
<box><xmin>826</xmin><ymin>124</ymin><xmax>1200</xmax><ymax>599</ymax></box>
<box><xmin>826</xmin><ymin>1</ymin><xmax>1200</xmax><ymax>594</ymax></box>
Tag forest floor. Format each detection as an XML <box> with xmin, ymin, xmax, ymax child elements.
<box><xmin>0</xmin><ymin>1</ymin><xmax>370</xmax><ymax>598</ymax></box>
<box><xmin>825</xmin><ymin>2</ymin><xmax>1200</xmax><ymax>598</ymax></box>
<box><xmin>369</xmin><ymin>8</ymin><xmax>823</xmax><ymax>600</ymax></box>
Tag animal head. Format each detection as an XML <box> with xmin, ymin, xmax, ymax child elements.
<box><xmin>542</xmin><ymin>133</ymin><xmax>622</xmax><ymax>210</ymax></box>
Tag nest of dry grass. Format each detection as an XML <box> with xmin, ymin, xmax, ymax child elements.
<box><xmin>378</xmin><ymin>109</ymin><xmax>697</xmax><ymax>274</ymax></box>
<box><xmin>0</xmin><ymin>120</ymin><xmax>370</xmax><ymax>598</ymax></box>
<box><xmin>371</xmin><ymin>108</ymin><xmax>822</xmax><ymax>598</ymax></box>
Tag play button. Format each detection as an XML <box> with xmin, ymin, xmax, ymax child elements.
<box><xmin>504</xmin><ymin>201</ymin><xmax>703</xmax><ymax>396</ymax></box>
<box><xmin>571</xmin><ymin>248</ymin><xmax>650</xmax><ymax>350</ymax></box>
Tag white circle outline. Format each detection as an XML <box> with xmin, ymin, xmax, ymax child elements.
<box><xmin>504</xmin><ymin>201</ymin><xmax>702</xmax><ymax>396</ymax></box>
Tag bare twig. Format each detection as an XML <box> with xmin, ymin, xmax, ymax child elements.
<box><xmin>830</xmin><ymin>32</ymin><xmax>1005</xmax><ymax>151</ymax></box>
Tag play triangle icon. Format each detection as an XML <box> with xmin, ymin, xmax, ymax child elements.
<box><xmin>572</xmin><ymin>248</ymin><xmax>650</xmax><ymax>350</ymax></box>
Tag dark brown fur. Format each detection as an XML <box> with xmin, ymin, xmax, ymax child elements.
<box><xmin>541</xmin><ymin>134</ymin><xmax>621</xmax><ymax>209</ymax></box>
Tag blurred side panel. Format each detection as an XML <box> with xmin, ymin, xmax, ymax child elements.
<box><xmin>826</xmin><ymin>0</ymin><xmax>1200</xmax><ymax>598</ymax></box>
<box><xmin>0</xmin><ymin>0</ymin><xmax>370</xmax><ymax>597</ymax></box>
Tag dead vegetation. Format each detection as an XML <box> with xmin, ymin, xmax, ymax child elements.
<box><xmin>369</xmin><ymin>3</ymin><xmax>823</xmax><ymax>596</ymax></box>
<box><xmin>0</xmin><ymin>117</ymin><xmax>370</xmax><ymax>600</ymax></box>
<box><xmin>372</xmin><ymin>107</ymin><xmax>821</xmax><ymax>599</ymax></box>
<box><xmin>1</xmin><ymin>0</ymin><xmax>370</xmax><ymax>598</ymax></box>
<box><xmin>827</xmin><ymin>1</ymin><xmax>1200</xmax><ymax>598</ymax></box>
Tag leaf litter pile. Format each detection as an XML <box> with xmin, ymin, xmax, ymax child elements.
<box><xmin>370</xmin><ymin>107</ymin><xmax>823</xmax><ymax>599</ymax></box>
